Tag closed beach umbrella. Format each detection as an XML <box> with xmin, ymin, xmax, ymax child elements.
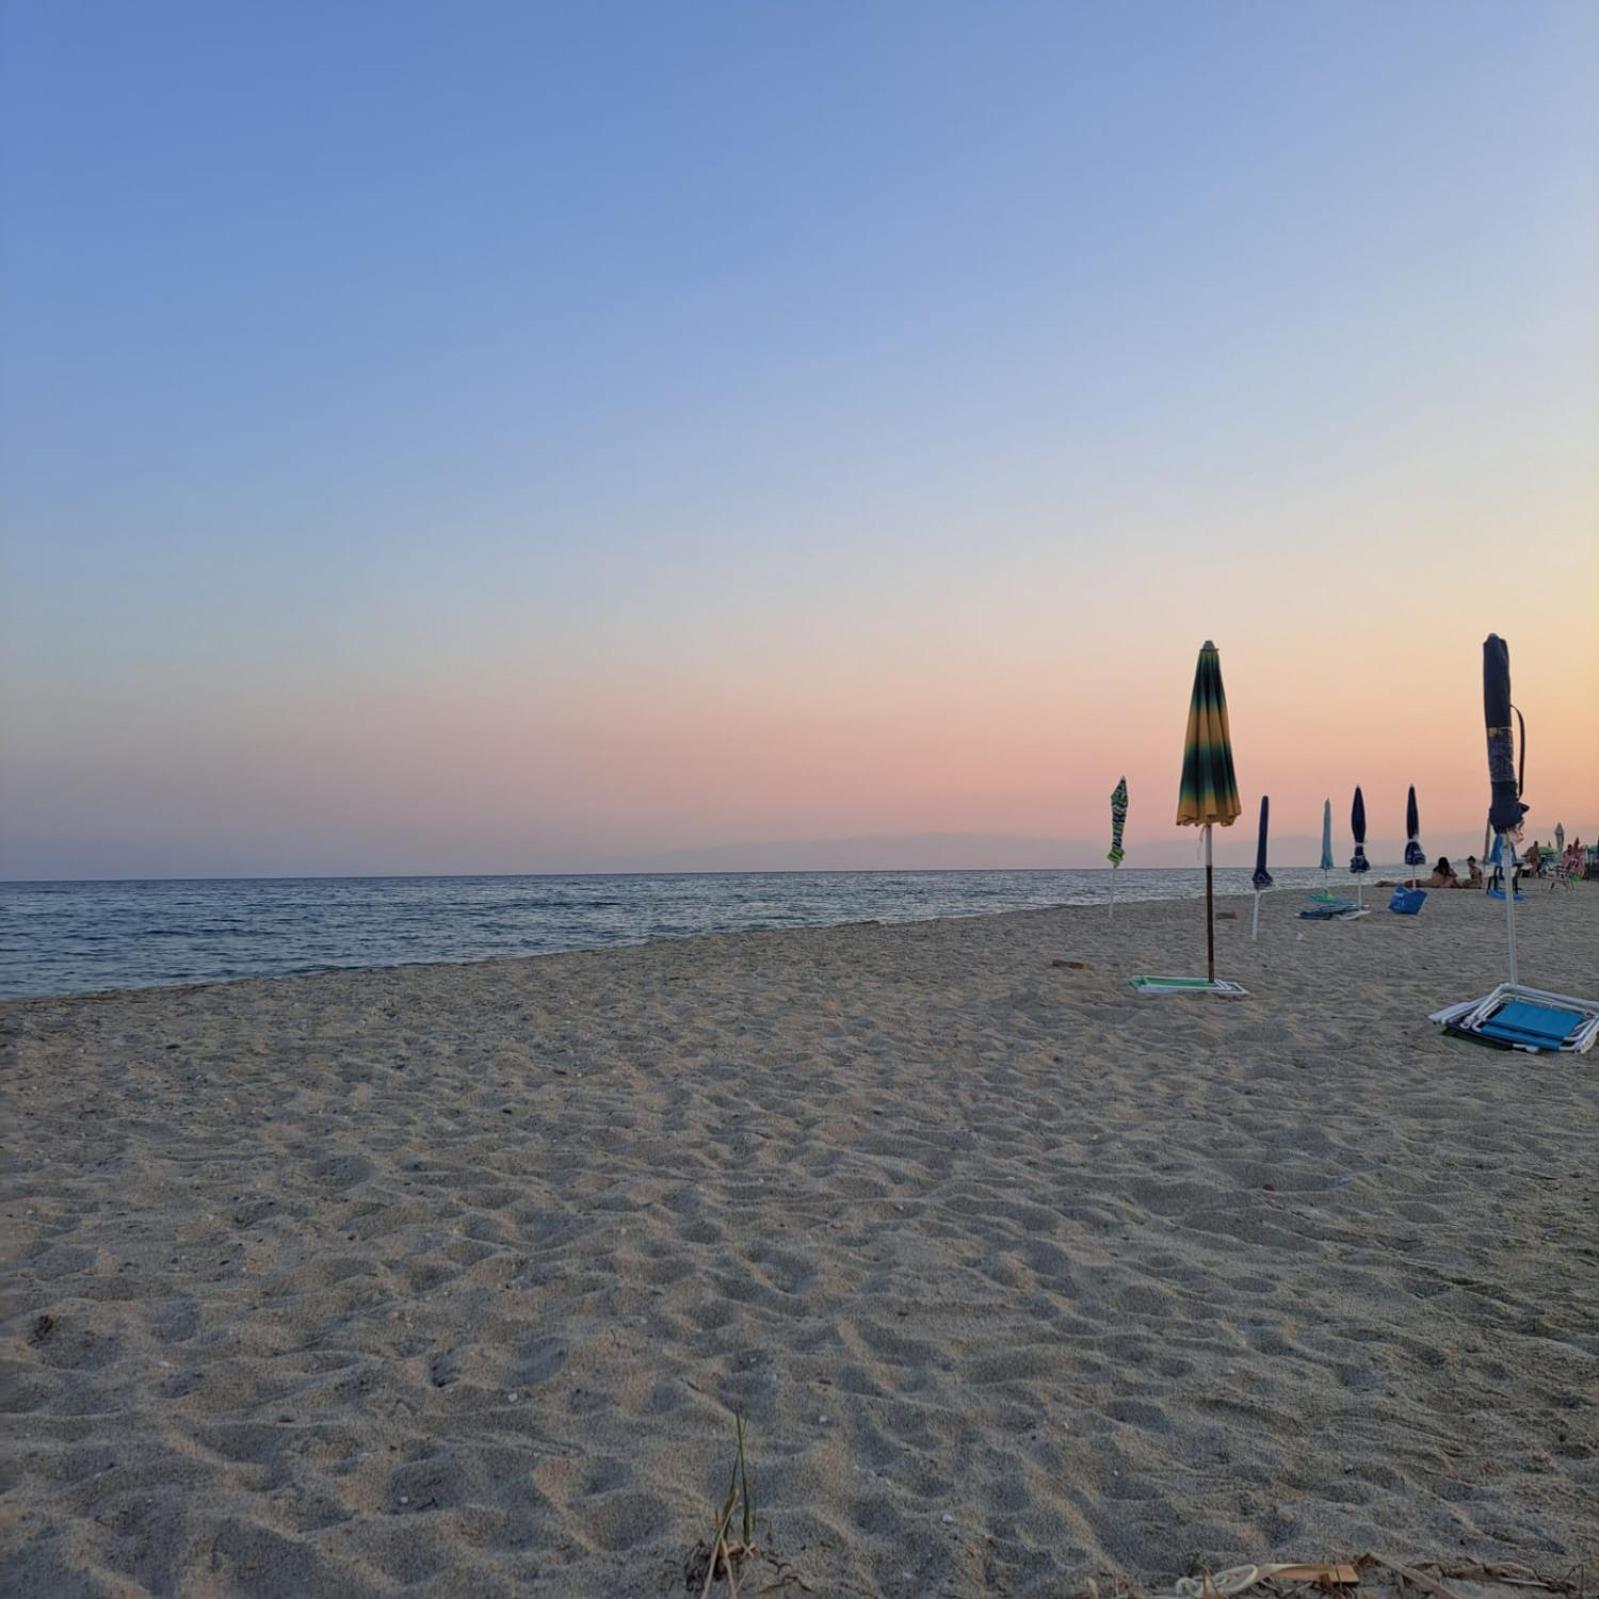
<box><xmin>1349</xmin><ymin>786</ymin><xmax>1370</xmax><ymax>907</ymax></box>
<box><xmin>1404</xmin><ymin>786</ymin><xmax>1425</xmax><ymax>870</ymax></box>
<box><xmin>1251</xmin><ymin>796</ymin><xmax>1274</xmax><ymax>891</ymax></box>
<box><xmin>1250</xmin><ymin>794</ymin><xmax>1272</xmax><ymax>941</ymax></box>
<box><xmin>1176</xmin><ymin>640</ymin><xmax>1241</xmax><ymax>981</ymax></box>
<box><xmin>1483</xmin><ymin>633</ymin><xmax>1528</xmax><ymax>984</ymax></box>
<box><xmin>1107</xmin><ymin>776</ymin><xmax>1128</xmax><ymax>921</ymax></box>
<box><xmin>1319</xmin><ymin>799</ymin><xmax>1334</xmax><ymax>888</ymax></box>
<box><xmin>1555</xmin><ymin>822</ymin><xmax>1565</xmax><ymax>855</ymax></box>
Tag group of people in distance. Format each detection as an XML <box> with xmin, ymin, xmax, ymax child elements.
<box><xmin>1521</xmin><ymin>837</ymin><xmax>1588</xmax><ymax>878</ymax></box>
<box><xmin>1382</xmin><ymin>836</ymin><xmax>1589</xmax><ymax>892</ymax></box>
<box><xmin>1406</xmin><ymin>855</ymin><xmax>1483</xmax><ymax>890</ymax></box>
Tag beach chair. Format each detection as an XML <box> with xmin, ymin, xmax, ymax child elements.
<box><xmin>1431</xmin><ymin>984</ymin><xmax>1599</xmax><ymax>1055</ymax></box>
<box><xmin>1388</xmin><ymin>887</ymin><xmax>1426</xmax><ymax>915</ymax></box>
<box><xmin>1298</xmin><ymin>896</ymin><xmax>1366</xmax><ymax>921</ymax></box>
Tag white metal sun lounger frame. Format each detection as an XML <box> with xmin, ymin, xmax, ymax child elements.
<box><xmin>1429</xmin><ymin>982</ymin><xmax>1599</xmax><ymax>1055</ymax></box>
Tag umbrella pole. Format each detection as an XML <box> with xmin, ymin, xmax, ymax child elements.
<box><xmin>1110</xmin><ymin>863</ymin><xmax>1117</xmax><ymax>923</ymax></box>
<box><xmin>1501</xmin><ymin>831</ymin><xmax>1519</xmax><ymax>986</ymax></box>
<box><xmin>1204</xmin><ymin>824</ymin><xmax>1215</xmax><ymax>982</ymax></box>
<box><xmin>1251</xmin><ymin>889</ymin><xmax>1260</xmax><ymax>942</ymax></box>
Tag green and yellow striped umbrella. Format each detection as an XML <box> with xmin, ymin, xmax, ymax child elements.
<box><xmin>1175</xmin><ymin>640</ymin><xmax>1240</xmax><ymax>983</ymax></box>
<box><xmin>1176</xmin><ymin>640</ymin><xmax>1241</xmax><ymax>828</ymax></box>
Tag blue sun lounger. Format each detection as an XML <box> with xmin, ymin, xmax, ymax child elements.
<box><xmin>1431</xmin><ymin>984</ymin><xmax>1599</xmax><ymax>1054</ymax></box>
<box><xmin>1476</xmin><ymin>1000</ymin><xmax>1588</xmax><ymax>1050</ymax></box>
<box><xmin>1298</xmin><ymin>897</ymin><xmax>1365</xmax><ymax>921</ymax></box>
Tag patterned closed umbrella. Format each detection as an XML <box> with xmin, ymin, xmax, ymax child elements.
<box><xmin>1107</xmin><ymin>777</ymin><xmax>1128</xmax><ymax>921</ymax></box>
<box><xmin>1175</xmin><ymin>641</ymin><xmax>1241</xmax><ymax>981</ymax></box>
<box><xmin>1176</xmin><ymin>643</ymin><xmax>1241</xmax><ymax>829</ymax></box>
<box><xmin>1404</xmin><ymin>786</ymin><xmax>1425</xmax><ymax>872</ymax></box>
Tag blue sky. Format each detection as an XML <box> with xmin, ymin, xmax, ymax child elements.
<box><xmin>2</xmin><ymin>2</ymin><xmax>1595</xmax><ymax>876</ymax></box>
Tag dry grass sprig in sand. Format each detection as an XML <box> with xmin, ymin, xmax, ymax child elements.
<box><xmin>683</xmin><ymin>1415</ymin><xmax>814</xmax><ymax>1595</ymax></box>
<box><xmin>690</xmin><ymin>1413</ymin><xmax>758</xmax><ymax>1598</ymax></box>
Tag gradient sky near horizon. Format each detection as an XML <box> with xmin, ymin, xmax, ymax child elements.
<box><xmin>2</xmin><ymin>1</ymin><xmax>1596</xmax><ymax>879</ymax></box>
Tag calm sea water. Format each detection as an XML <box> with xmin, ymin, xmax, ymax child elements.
<box><xmin>0</xmin><ymin>866</ymin><xmax>1394</xmax><ymax>999</ymax></box>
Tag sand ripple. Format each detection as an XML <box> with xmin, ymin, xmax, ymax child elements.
<box><xmin>2</xmin><ymin>890</ymin><xmax>1596</xmax><ymax>1594</ymax></box>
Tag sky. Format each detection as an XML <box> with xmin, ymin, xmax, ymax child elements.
<box><xmin>1</xmin><ymin>1</ymin><xmax>1595</xmax><ymax>879</ymax></box>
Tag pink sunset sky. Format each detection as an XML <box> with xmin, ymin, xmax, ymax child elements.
<box><xmin>2</xmin><ymin>4</ymin><xmax>1595</xmax><ymax>879</ymax></box>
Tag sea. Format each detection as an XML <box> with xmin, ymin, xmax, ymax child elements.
<box><xmin>0</xmin><ymin>866</ymin><xmax>1395</xmax><ymax>1000</ymax></box>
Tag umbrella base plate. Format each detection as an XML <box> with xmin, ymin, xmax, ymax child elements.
<box><xmin>1128</xmin><ymin>975</ymin><xmax>1249</xmax><ymax>996</ymax></box>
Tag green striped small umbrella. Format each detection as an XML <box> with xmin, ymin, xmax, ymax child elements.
<box><xmin>1176</xmin><ymin>641</ymin><xmax>1241</xmax><ymax>980</ymax></box>
<box><xmin>1107</xmin><ymin>776</ymin><xmax>1128</xmax><ymax>921</ymax></box>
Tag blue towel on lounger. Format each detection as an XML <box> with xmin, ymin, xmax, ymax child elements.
<box><xmin>1299</xmin><ymin>898</ymin><xmax>1357</xmax><ymax>920</ymax></box>
<box><xmin>1476</xmin><ymin>1000</ymin><xmax>1585</xmax><ymax>1051</ymax></box>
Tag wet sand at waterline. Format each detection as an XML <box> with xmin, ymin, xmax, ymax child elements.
<box><xmin>2</xmin><ymin>888</ymin><xmax>1595</xmax><ymax>1596</ymax></box>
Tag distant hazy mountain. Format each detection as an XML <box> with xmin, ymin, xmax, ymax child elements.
<box><xmin>636</xmin><ymin>833</ymin><xmax>1081</xmax><ymax>872</ymax></box>
<box><xmin>630</xmin><ymin>829</ymin><xmax>1485</xmax><ymax>873</ymax></box>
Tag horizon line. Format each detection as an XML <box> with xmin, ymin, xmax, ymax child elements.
<box><xmin>2</xmin><ymin>859</ymin><xmax>1453</xmax><ymax>887</ymax></box>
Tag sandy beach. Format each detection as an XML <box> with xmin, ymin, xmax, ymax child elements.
<box><xmin>2</xmin><ymin>887</ymin><xmax>1595</xmax><ymax>1596</ymax></box>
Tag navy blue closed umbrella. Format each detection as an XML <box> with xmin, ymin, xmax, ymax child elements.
<box><xmin>1250</xmin><ymin>795</ymin><xmax>1272</xmax><ymax>941</ymax></box>
<box><xmin>1404</xmin><ymin>786</ymin><xmax>1425</xmax><ymax>871</ymax></box>
<box><xmin>1484</xmin><ymin>634</ymin><xmax>1528</xmax><ymax>983</ymax></box>
<box><xmin>1484</xmin><ymin>635</ymin><xmax>1527</xmax><ymax>835</ymax></box>
<box><xmin>1349</xmin><ymin>787</ymin><xmax>1370</xmax><ymax>908</ymax></box>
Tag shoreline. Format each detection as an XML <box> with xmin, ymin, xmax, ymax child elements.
<box><xmin>0</xmin><ymin>873</ymin><xmax>1484</xmax><ymax>1007</ymax></box>
<box><xmin>1</xmin><ymin>893</ymin><xmax>1240</xmax><ymax>1009</ymax></box>
<box><xmin>3</xmin><ymin>890</ymin><xmax>1595</xmax><ymax>1593</ymax></box>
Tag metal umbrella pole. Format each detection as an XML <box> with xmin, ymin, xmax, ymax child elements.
<box><xmin>1204</xmin><ymin>823</ymin><xmax>1215</xmax><ymax>982</ymax></box>
<box><xmin>1501</xmin><ymin>833</ymin><xmax>1519</xmax><ymax>986</ymax></box>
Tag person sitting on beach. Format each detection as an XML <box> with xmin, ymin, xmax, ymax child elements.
<box><xmin>1462</xmin><ymin>855</ymin><xmax>1483</xmax><ymax>888</ymax></box>
<box><xmin>1419</xmin><ymin>855</ymin><xmax>1459</xmax><ymax>889</ymax></box>
<box><xmin>1523</xmin><ymin>840</ymin><xmax>1544</xmax><ymax>876</ymax></box>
